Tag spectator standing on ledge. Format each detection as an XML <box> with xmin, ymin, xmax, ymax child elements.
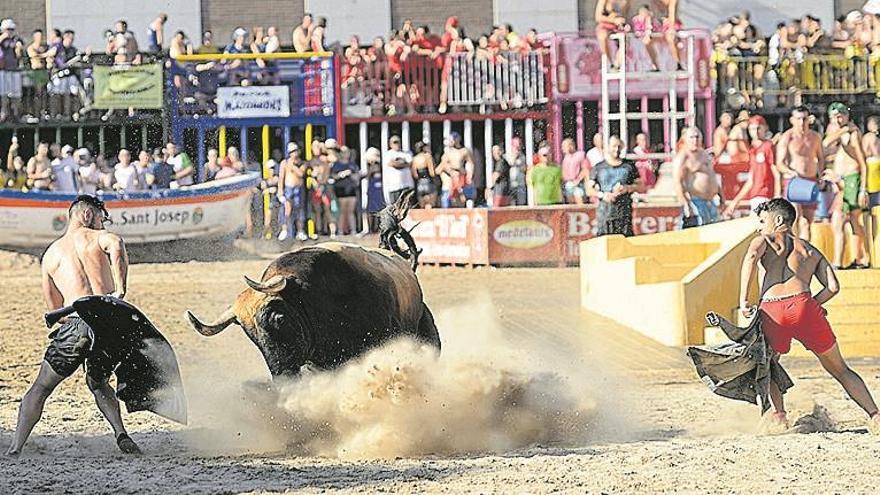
<box><xmin>588</xmin><ymin>135</ymin><xmax>642</xmax><ymax>236</ymax></box>
<box><xmin>382</xmin><ymin>135</ymin><xmax>414</xmax><ymax>204</ymax></box>
<box><xmin>0</xmin><ymin>19</ymin><xmax>24</xmax><ymax>122</ymax></box>
<box><xmin>26</xmin><ymin>142</ymin><xmax>52</xmax><ymax>191</ymax></box>
<box><xmin>51</xmin><ymin>145</ymin><xmax>79</xmax><ymax>193</ymax></box>
<box><xmin>586</xmin><ymin>133</ymin><xmax>604</xmax><ymax>169</ymax></box>
<box><xmin>197</xmin><ymin>31</ymin><xmax>219</xmax><ymax>54</ymax></box>
<box><xmin>330</xmin><ymin>146</ymin><xmax>362</xmax><ymax>235</ymax></box>
<box><xmin>364</xmin><ymin>147</ymin><xmax>385</xmax><ymax>233</ymax></box>
<box><xmin>724</xmin><ymin>115</ymin><xmax>778</xmax><ymax>217</ymax></box>
<box><xmin>561</xmin><ymin>138</ymin><xmax>590</xmax><ymax>204</ymax></box>
<box><xmin>412</xmin><ymin>141</ymin><xmax>438</xmax><ymax>208</ymax></box>
<box><xmin>134</xmin><ymin>150</ymin><xmax>151</xmax><ymax>189</ymax></box>
<box><xmin>147</xmin><ymin>148</ymin><xmax>173</xmax><ymax>189</ymax></box>
<box><xmin>147</xmin><ymin>13</ymin><xmax>167</xmax><ymax>53</ymax></box>
<box><xmin>674</xmin><ymin>127</ymin><xmax>722</xmax><ymax>228</ymax></box>
<box><xmin>292</xmin><ymin>14</ymin><xmax>313</xmax><ymax>53</ymax></box>
<box><xmin>489</xmin><ymin>144</ymin><xmax>513</xmax><ymax>206</ymax></box>
<box><xmin>527</xmin><ymin>146</ymin><xmax>563</xmax><ymax>206</ymax></box>
<box><xmin>113</xmin><ymin>149</ymin><xmax>139</xmax><ymax>192</ymax></box>
<box><xmin>76</xmin><ymin>149</ymin><xmax>100</xmax><ymax>194</ymax></box>
<box><xmin>507</xmin><ymin>136</ymin><xmax>528</xmax><ymax>206</ymax></box>
<box><xmin>165</xmin><ymin>142</ymin><xmax>194</xmax><ymax>187</ymax></box>
<box><xmin>438</xmin><ymin>132</ymin><xmax>475</xmax><ymax>208</ymax></box>
<box><xmin>203</xmin><ymin>148</ymin><xmax>220</xmax><ymax>181</ymax></box>
<box><xmin>311</xmin><ymin>17</ymin><xmax>327</xmax><ymax>52</ymax></box>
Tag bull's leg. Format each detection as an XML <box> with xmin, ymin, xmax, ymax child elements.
<box><xmin>415</xmin><ymin>303</ymin><xmax>441</xmax><ymax>351</ymax></box>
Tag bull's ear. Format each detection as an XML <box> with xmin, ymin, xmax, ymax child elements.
<box><xmin>244</xmin><ymin>275</ymin><xmax>287</xmax><ymax>294</ymax></box>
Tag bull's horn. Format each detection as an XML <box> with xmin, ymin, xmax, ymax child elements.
<box><xmin>186</xmin><ymin>307</ymin><xmax>237</xmax><ymax>336</ymax></box>
<box><xmin>244</xmin><ymin>275</ymin><xmax>287</xmax><ymax>294</ymax></box>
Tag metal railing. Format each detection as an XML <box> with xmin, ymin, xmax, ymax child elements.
<box><xmin>446</xmin><ymin>51</ymin><xmax>548</xmax><ymax>108</ymax></box>
<box><xmin>717</xmin><ymin>52</ymin><xmax>876</xmax><ymax>109</ymax></box>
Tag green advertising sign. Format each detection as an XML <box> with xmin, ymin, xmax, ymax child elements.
<box><xmin>93</xmin><ymin>63</ymin><xmax>163</xmax><ymax>109</ymax></box>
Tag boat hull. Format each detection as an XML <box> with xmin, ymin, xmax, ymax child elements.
<box><xmin>0</xmin><ymin>173</ymin><xmax>261</xmax><ymax>248</ymax></box>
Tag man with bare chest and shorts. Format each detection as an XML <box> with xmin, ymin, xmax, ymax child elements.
<box><xmin>822</xmin><ymin>103</ymin><xmax>870</xmax><ymax>269</ymax></box>
<box><xmin>739</xmin><ymin>198</ymin><xmax>880</xmax><ymax>431</ymax></box>
<box><xmin>673</xmin><ymin>126</ymin><xmax>721</xmax><ymax>227</ymax></box>
<box><xmin>775</xmin><ymin>106</ymin><xmax>823</xmax><ymax>241</ymax></box>
<box><xmin>6</xmin><ymin>195</ymin><xmax>141</xmax><ymax>456</ymax></box>
<box><xmin>438</xmin><ymin>132</ymin><xmax>475</xmax><ymax>207</ymax></box>
<box><xmin>277</xmin><ymin>142</ymin><xmax>307</xmax><ymax>241</ymax></box>
<box><xmin>862</xmin><ymin>115</ymin><xmax>880</xmax><ymax>208</ymax></box>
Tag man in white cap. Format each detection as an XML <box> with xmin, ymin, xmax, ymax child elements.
<box><xmin>76</xmin><ymin>148</ymin><xmax>101</xmax><ymax>194</ymax></box>
<box><xmin>113</xmin><ymin>149</ymin><xmax>140</xmax><ymax>192</ymax></box>
<box><xmin>0</xmin><ymin>19</ymin><xmax>24</xmax><ymax>122</ymax></box>
<box><xmin>277</xmin><ymin>142</ymin><xmax>308</xmax><ymax>241</ymax></box>
<box><xmin>51</xmin><ymin>144</ymin><xmax>79</xmax><ymax>192</ymax></box>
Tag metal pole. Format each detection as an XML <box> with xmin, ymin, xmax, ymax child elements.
<box><xmin>218</xmin><ymin>126</ymin><xmax>227</xmax><ymax>158</ymax></box>
<box><xmin>196</xmin><ymin>127</ymin><xmax>206</xmax><ymax>182</ymax></box>
<box><xmin>120</xmin><ymin>125</ymin><xmax>126</xmax><ymax>149</ymax></box>
<box><xmin>422</xmin><ymin>121</ymin><xmax>430</xmax><ymax>145</ymax></box>
<box><xmin>261</xmin><ymin>125</ymin><xmax>271</xmax><ymax>239</ymax></box>
<box><xmin>359</xmin><ymin>122</ymin><xmax>369</xmax><ymax>234</ymax></box>
<box><xmin>402</xmin><ymin>121</ymin><xmax>410</xmax><ymax>151</ymax></box>
<box><xmin>575</xmin><ymin>100</ymin><xmax>585</xmax><ymax>151</ymax></box>
<box><xmin>504</xmin><ymin>117</ymin><xmax>513</xmax><ymax>157</ymax></box>
<box><xmin>463</xmin><ymin>119</ymin><xmax>473</xmax><ymax>151</ymax></box>
<box><xmin>484</xmin><ymin>118</ymin><xmax>493</xmax><ymax>203</ymax></box>
<box><xmin>239</xmin><ymin>126</ymin><xmax>248</xmax><ymax>163</ymax></box>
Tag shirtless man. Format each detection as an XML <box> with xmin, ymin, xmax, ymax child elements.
<box><xmin>775</xmin><ymin>106</ymin><xmax>824</xmax><ymax>241</ymax></box>
<box><xmin>292</xmin><ymin>13</ymin><xmax>313</xmax><ymax>53</ymax></box>
<box><xmin>595</xmin><ymin>0</ymin><xmax>630</xmax><ymax>69</ymax></box>
<box><xmin>822</xmin><ymin>103</ymin><xmax>870</xmax><ymax>269</ymax></box>
<box><xmin>6</xmin><ymin>195</ymin><xmax>141</xmax><ymax>456</ymax></box>
<box><xmin>712</xmin><ymin>111</ymin><xmax>733</xmax><ymax>159</ymax></box>
<box><xmin>739</xmin><ymin>198</ymin><xmax>880</xmax><ymax>430</ymax></box>
<box><xmin>673</xmin><ymin>126</ymin><xmax>722</xmax><ymax>227</ymax></box>
<box><xmin>652</xmin><ymin>0</ymin><xmax>682</xmax><ymax>70</ymax></box>
<box><xmin>437</xmin><ymin>132</ymin><xmax>476</xmax><ymax>208</ymax></box>
<box><xmin>26</xmin><ymin>141</ymin><xmax>53</xmax><ymax>191</ymax></box>
<box><xmin>862</xmin><ymin>115</ymin><xmax>880</xmax><ymax>208</ymax></box>
<box><xmin>277</xmin><ymin>142</ymin><xmax>307</xmax><ymax>241</ymax></box>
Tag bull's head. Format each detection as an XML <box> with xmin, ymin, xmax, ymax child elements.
<box><xmin>186</xmin><ymin>275</ymin><xmax>310</xmax><ymax>378</ymax></box>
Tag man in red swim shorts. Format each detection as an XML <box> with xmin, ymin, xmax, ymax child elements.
<box><xmin>739</xmin><ymin>198</ymin><xmax>880</xmax><ymax>431</ymax></box>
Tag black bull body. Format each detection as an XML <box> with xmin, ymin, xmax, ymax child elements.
<box><xmin>186</xmin><ymin>242</ymin><xmax>441</xmax><ymax>377</ymax></box>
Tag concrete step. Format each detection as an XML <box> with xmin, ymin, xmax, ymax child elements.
<box><xmin>834</xmin><ymin>269</ymin><xmax>880</xmax><ymax>288</ymax></box>
<box><xmin>825</xmin><ymin>287</ymin><xmax>880</xmax><ymax>306</ymax></box>
<box><xmin>826</xmin><ymin>305</ymin><xmax>880</xmax><ymax>326</ymax></box>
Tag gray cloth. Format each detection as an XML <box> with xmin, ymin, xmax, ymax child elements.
<box><xmin>687</xmin><ymin>311</ymin><xmax>794</xmax><ymax>414</ymax></box>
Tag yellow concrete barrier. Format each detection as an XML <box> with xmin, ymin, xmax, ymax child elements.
<box><xmin>580</xmin><ymin>218</ymin><xmax>757</xmax><ymax>346</ymax></box>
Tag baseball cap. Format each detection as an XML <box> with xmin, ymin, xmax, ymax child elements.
<box><xmin>61</xmin><ymin>144</ymin><xmax>74</xmax><ymax>155</ymax></box>
<box><xmin>1</xmin><ymin>19</ymin><xmax>16</xmax><ymax>31</ymax></box>
<box><xmin>324</xmin><ymin>138</ymin><xmax>339</xmax><ymax>150</ymax></box>
<box><xmin>232</xmin><ymin>27</ymin><xmax>247</xmax><ymax>39</ymax></box>
<box><xmin>364</xmin><ymin>147</ymin><xmax>381</xmax><ymax>162</ymax></box>
<box><xmin>287</xmin><ymin>142</ymin><xmax>299</xmax><ymax>153</ymax></box>
<box><xmin>828</xmin><ymin>102</ymin><xmax>850</xmax><ymax>115</ymax></box>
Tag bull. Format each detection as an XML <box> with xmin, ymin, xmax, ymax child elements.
<box><xmin>185</xmin><ymin>242</ymin><xmax>441</xmax><ymax>377</ymax></box>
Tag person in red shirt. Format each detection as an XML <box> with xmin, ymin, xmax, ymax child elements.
<box><xmin>723</xmin><ymin>115</ymin><xmax>780</xmax><ymax>217</ymax></box>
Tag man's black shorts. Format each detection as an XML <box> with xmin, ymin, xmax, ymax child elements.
<box><xmin>44</xmin><ymin>317</ymin><xmax>114</xmax><ymax>382</ymax></box>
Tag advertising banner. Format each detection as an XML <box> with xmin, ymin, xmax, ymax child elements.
<box><xmin>216</xmin><ymin>86</ymin><xmax>291</xmax><ymax>118</ymax></box>
<box><xmin>405</xmin><ymin>205</ymin><xmax>686</xmax><ymax>266</ymax></box>
<box><xmin>406</xmin><ymin>209</ymin><xmax>489</xmax><ymax>265</ymax></box>
<box><xmin>93</xmin><ymin>63</ymin><xmax>164</xmax><ymax>109</ymax></box>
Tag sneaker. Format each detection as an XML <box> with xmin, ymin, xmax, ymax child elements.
<box><xmin>308</xmin><ymin>233</ymin><xmax>318</xmax><ymax>240</ymax></box>
<box><xmin>278</xmin><ymin>230</ymin><xmax>289</xmax><ymax>241</ymax></box>
<box><xmin>296</xmin><ymin>232</ymin><xmax>308</xmax><ymax>241</ymax></box>
<box><xmin>116</xmin><ymin>433</ymin><xmax>142</xmax><ymax>454</ymax></box>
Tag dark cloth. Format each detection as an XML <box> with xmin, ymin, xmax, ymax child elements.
<box><xmin>0</xmin><ymin>36</ymin><xmax>21</xmax><ymax>70</ymax></box>
<box><xmin>44</xmin><ymin>317</ymin><xmax>114</xmax><ymax>381</ymax></box>
<box><xmin>687</xmin><ymin>312</ymin><xmax>794</xmax><ymax>413</ymax></box>
<box><xmin>492</xmin><ymin>156</ymin><xmax>511</xmax><ymax>197</ymax></box>
<box><xmin>591</xmin><ymin>160</ymin><xmax>639</xmax><ymax>234</ymax></box>
<box><xmin>366</xmin><ymin>174</ymin><xmax>385</xmax><ymax>212</ymax></box>
<box><xmin>330</xmin><ymin>161</ymin><xmax>360</xmax><ymax>197</ymax></box>
<box><xmin>149</xmin><ymin>161</ymin><xmax>174</xmax><ymax>189</ymax></box>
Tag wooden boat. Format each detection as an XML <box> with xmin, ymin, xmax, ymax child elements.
<box><xmin>0</xmin><ymin>173</ymin><xmax>261</xmax><ymax>247</ymax></box>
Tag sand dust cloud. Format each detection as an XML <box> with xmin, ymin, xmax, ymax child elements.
<box><xmin>184</xmin><ymin>293</ymin><xmax>627</xmax><ymax>459</ymax></box>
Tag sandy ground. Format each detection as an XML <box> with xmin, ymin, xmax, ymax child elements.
<box><xmin>2</xmin><ymin>246</ymin><xmax>880</xmax><ymax>494</ymax></box>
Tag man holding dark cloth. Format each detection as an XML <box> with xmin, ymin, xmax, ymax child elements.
<box><xmin>587</xmin><ymin>135</ymin><xmax>643</xmax><ymax>236</ymax></box>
